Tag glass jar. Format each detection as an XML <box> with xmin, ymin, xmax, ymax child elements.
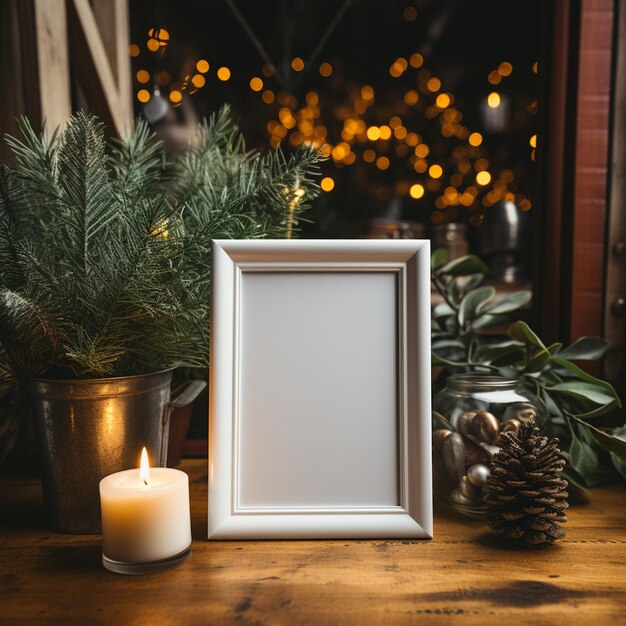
<box><xmin>432</xmin><ymin>374</ymin><xmax>548</xmax><ymax>517</ymax></box>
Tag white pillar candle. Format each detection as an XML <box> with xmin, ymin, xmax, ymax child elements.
<box><xmin>99</xmin><ymin>448</ymin><xmax>191</xmax><ymax>571</ymax></box>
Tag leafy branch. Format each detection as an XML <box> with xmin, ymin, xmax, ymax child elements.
<box><xmin>431</xmin><ymin>248</ymin><xmax>624</xmax><ymax>490</ymax></box>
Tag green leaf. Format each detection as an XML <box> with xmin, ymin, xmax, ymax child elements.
<box><xmin>471</xmin><ymin>313</ymin><xmax>509</xmax><ymax>330</ymax></box>
<box><xmin>525</xmin><ymin>343</ymin><xmax>562</xmax><ymax>374</ymax></box>
<box><xmin>474</xmin><ymin>340</ymin><xmax>525</xmax><ymax>366</ymax></box>
<box><xmin>560</xmin><ymin>465</ymin><xmax>591</xmax><ymax>492</ymax></box>
<box><xmin>431</xmin><ymin>247</ymin><xmax>449</xmax><ymax>270</ymax></box>
<box><xmin>546</xmin><ymin>381</ymin><xmax>618</xmax><ymax>409</ymax></box>
<box><xmin>482</xmin><ymin>291</ymin><xmax>531</xmax><ymax>315</ymax></box>
<box><xmin>432</xmin><ymin>302</ymin><xmax>455</xmax><ymax>318</ymax></box>
<box><xmin>610</xmin><ymin>453</ymin><xmax>626</xmax><ymax>479</ymax></box>
<box><xmin>435</xmin><ymin>255</ymin><xmax>487</xmax><ymax>277</ymax></box>
<box><xmin>551</xmin><ymin>357</ymin><xmax>620</xmax><ymax>406</ymax></box>
<box><xmin>558</xmin><ymin>336</ymin><xmax>607</xmax><ymax>361</ymax></box>
<box><xmin>569</xmin><ymin>416</ymin><xmax>626</xmax><ymax>463</ymax></box>
<box><xmin>507</xmin><ymin>321</ymin><xmax>546</xmax><ymax>350</ymax></box>
<box><xmin>458</xmin><ymin>286</ymin><xmax>495</xmax><ymax>327</ymax></box>
<box><xmin>568</xmin><ymin>432</ymin><xmax>599</xmax><ymax>482</ymax></box>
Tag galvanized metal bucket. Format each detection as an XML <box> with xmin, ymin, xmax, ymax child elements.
<box><xmin>29</xmin><ymin>370</ymin><xmax>205</xmax><ymax>534</ymax></box>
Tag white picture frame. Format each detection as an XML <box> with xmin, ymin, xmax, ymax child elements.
<box><xmin>208</xmin><ymin>240</ymin><xmax>432</xmax><ymax>539</ymax></box>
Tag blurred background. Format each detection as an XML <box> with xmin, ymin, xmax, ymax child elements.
<box><xmin>126</xmin><ymin>0</ymin><xmax>539</xmax><ymax>285</ymax></box>
<box><xmin>1</xmin><ymin>0</ymin><xmax>624</xmax><ymax>446</ymax></box>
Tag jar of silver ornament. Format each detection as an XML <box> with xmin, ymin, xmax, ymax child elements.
<box><xmin>432</xmin><ymin>374</ymin><xmax>548</xmax><ymax>517</ymax></box>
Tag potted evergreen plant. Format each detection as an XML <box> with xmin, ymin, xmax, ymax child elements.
<box><xmin>0</xmin><ymin>107</ymin><xmax>321</xmax><ymax>532</ymax></box>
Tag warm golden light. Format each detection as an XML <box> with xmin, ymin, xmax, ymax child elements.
<box><xmin>319</xmin><ymin>62</ymin><xmax>333</xmax><ymax>77</ymax></box>
<box><xmin>530</xmin><ymin>134</ymin><xmax>537</xmax><ymax>148</ymax></box>
<box><xmin>376</xmin><ymin>156</ymin><xmax>390</xmax><ymax>170</ymax></box>
<box><xmin>415</xmin><ymin>144</ymin><xmax>430</xmax><ymax>158</ymax></box>
<box><xmin>409</xmin><ymin>53</ymin><xmax>423</xmax><ymax>68</ymax></box>
<box><xmin>367</xmin><ymin>126</ymin><xmax>381</xmax><ymax>141</ymax></box>
<box><xmin>498</xmin><ymin>61</ymin><xmax>513</xmax><ymax>76</ymax></box>
<box><xmin>532</xmin><ymin>61</ymin><xmax>538</xmax><ymax>74</ymax></box>
<box><xmin>147</xmin><ymin>38</ymin><xmax>160</xmax><ymax>52</ymax></box>
<box><xmin>427</xmin><ymin>77</ymin><xmax>441</xmax><ymax>92</ymax></box>
<box><xmin>436</xmin><ymin>93</ymin><xmax>451</xmax><ymax>108</ymax></box>
<box><xmin>140</xmin><ymin>447</ymin><xmax>150</xmax><ymax>486</ymax></box>
<box><xmin>191</xmin><ymin>74</ymin><xmax>205</xmax><ymax>88</ymax></box>
<box><xmin>429</xmin><ymin>164</ymin><xmax>443</xmax><ymax>179</ymax></box>
<box><xmin>136</xmin><ymin>70</ymin><xmax>150</xmax><ymax>84</ymax></box>
<box><xmin>468</xmin><ymin>132</ymin><xmax>483</xmax><ymax>147</ymax></box>
<box><xmin>488</xmin><ymin>70</ymin><xmax>501</xmax><ymax>85</ymax></box>
<box><xmin>129</xmin><ymin>44</ymin><xmax>140</xmax><ymax>57</ymax></box>
<box><xmin>476</xmin><ymin>171</ymin><xmax>492</xmax><ymax>186</ymax></box>
<box><xmin>410</xmin><ymin>183</ymin><xmax>425</xmax><ymax>199</ymax></box>
<box><xmin>321</xmin><ymin>177</ymin><xmax>335</xmax><ymax>192</ymax></box>
<box><xmin>137</xmin><ymin>89</ymin><xmax>150</xmax><ymax>103</ymax></box>
<box><xmin>361</xmin><ymin>85</ymin><xmax>375</xmax><ymax>101</ymax></box>
<box><xmin>262</xmin><ymin>90</ymin><xmax>275</xmax><ymax>104</ymax></box>
<box><xmin>404</xmin><ymin>90</ymin><xmax>419</xmax><ymax>105</ymax></box>
<box><xmin>291</xmin><ymin>57</ymin><xmax>305</xmax><ymax>71</ymax></box>
<box><xmin>196</xmin><ymin>59</ymin><xmax>209</xmax><ymax>73</ymax></box>
<box><xmin>379</xmin><ymin>125</ymin><xmax>392</xmax><ymax>140</ymax></box>
<box><xmin>217</xmin><ymin>67</ymin><xmax>231</xmax><ymax>81</ymax></box>
<box><xmin>487</xmin><ymin>92</ymin><xmax>501</xmax><ymax>108</ymax></box>
<box><xmin>169</xmin><ymin>90</ymin><xmax>182</xmax><ymax>103</ymax></box>
<box><xmin>249</xmin><ymin>77</ymin><xmax>263</xmax><ymax>92</ymax></box>
<box><xmin>363</xmin><ymin>149</ymin><xmax>376</xmax><ymax>163</ymax></box>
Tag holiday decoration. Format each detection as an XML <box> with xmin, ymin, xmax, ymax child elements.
<box><xmin>484</xmin><ymin>420</ymin><xmax>568</xmax><ymax>547</ymax></box>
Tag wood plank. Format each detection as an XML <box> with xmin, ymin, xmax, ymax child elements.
<box><xmin>33</xmin><ymin>0</ymin><xmax>71</xmax><ymax>131</ymax></box>
<box><xmin>67</xmin><ymin>0</ymin><xmax>132</xmax><ymax>137</ymax></box>
<box><xmin>0</xmin><ymin>459</ymin><xmax>624</xmax><ymax>625</ymax></box>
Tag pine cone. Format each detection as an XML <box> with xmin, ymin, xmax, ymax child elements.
<box><xmin>484</xmin><ymin>420</ymin><xmax>568</xmax><ymax>547</ymax></box>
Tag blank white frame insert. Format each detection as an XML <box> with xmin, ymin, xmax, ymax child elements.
<box><xmin>208</xmin><ymin>239</ymin><xmax>432</xmax><ymax>539</ymax></box>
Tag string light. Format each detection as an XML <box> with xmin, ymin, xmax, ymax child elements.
<box><xmin>249</xmin><ymin>77</ymin><xmax>263</xmax><ymax>92</ymax></box>
<box><xmin>410</xmin><ymin>183</ymin><xmax>425</xmax><ymax>199</ymax></box>
<box><xmin>262</xmin><ymin>90</ymin><xmax>275</xmax><ymax>104</ymax></box>
<box><xmin>217</xmin><ymin>67</ymin><xmax>231</xmax><ymax>81</ymax></box>
<box><xmin>530</xmin><ymin>134</ymin><xmax>537</xmax><ymax>148</ymax></box>
<box><xmin>366</xmin><ymin>126</ymin><xmax>381</xmax><ymax>141</ymax></box>
<box><xmin>376</xmin><ymin>156</ymin><xmax>390</xmax><ymax>170</ymax></box>
<box><xmin>429</xmin><ymin>164</ymin><xmax>443</xmax><ymax>178</ymax></box>
<box><xmin>191</xmin><ymin>74</ymin><xmax>205</xmax><ymax>88</ymax></box>
<box><xmin>291</xmin><ymin>57</ymin><xmax>304</xmax><ymax>71</ymax></box>
<box><xmin>169</xmin><ymin>90</ymin><xmax>182</xmax><ymax>103</ymax></box>
<box><xmin>404</xmin><ymin>90</ymin><xmax>419</xmax><ymax>105</ymax></box>
<box><xmin>147</xmin><ymin>38</ymin><xmax>159</xmax><ymax>52</ymax></box>
<box><xmin>427</xmin><ymin>77</ymin><xmax>441</xmax><ymax>92</ymax></box>
<box><xmin>319</xmin><ymin>62</ymin><xmax>333</xmax><ymax>77</ymax></box>
<box><xmin>137</xmin><ymin>89</ymin><xmax>150</xmax><ymax>103</ymax></box>
<box><xmin>436</xmin><ymin>93</ymin><xmax>451</xmax><ymax>108</ymax></box>
<box><xmin>476</xmin><ymin>171</ymin><xmax>491</xmax><ymax>185</ymax></box>
<box><xmin>129</xmin><ymin>44</ymin><xmax>140</xmax><ymax>57</ymax></box>
<box><xmin>468</xmin><ymin>132</ymin><xmax>483</xmax><ymax>146</ymax></box>
<box><xmin>498</xmin><ymin>61</ymin><xmax>513</xmax><ymax>76</ymax></box>
<box><xmin>488</xmin><ymin>70</ymin><xmax>501</xmax><ymax>85</ymax></box>
<box><xmin>196</xmin><ymin>60</ymin><xmax>209</xmax><ymax>73</ymax></box>
<box><xmin>321</xmin><ymin>177</ymin><xmax>335</xmax><ymax>191</ymax></box>
<box><xmin>409</xmin><ymin>53</ymin><xmax>423</xmax><ymax>68</ymax></box>
<box><xmin>136</xmin><ymin>70</ymin><xmax>150</xmax><ymax>83</ymax></box>
<box><xmin>487</xmin><ymin>92</ymin><xmax>501</xmax><ymax>108</ymax></box>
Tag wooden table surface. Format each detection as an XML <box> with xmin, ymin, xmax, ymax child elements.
<box><xmin>1</xmin><ymin>459</ymin><xmax>624</xmax><ymax>626</ymax></box>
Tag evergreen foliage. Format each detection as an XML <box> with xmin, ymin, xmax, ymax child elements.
<box><xmin>0</xmin><ymin>106</ymin><xmax>321</xmax><ymax>381</ymax></box>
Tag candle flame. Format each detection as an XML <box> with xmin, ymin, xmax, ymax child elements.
<box><xmin>139</xmin><ymin>447</ymin><xmax>150</xmax><ymax>486</ymax></box>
